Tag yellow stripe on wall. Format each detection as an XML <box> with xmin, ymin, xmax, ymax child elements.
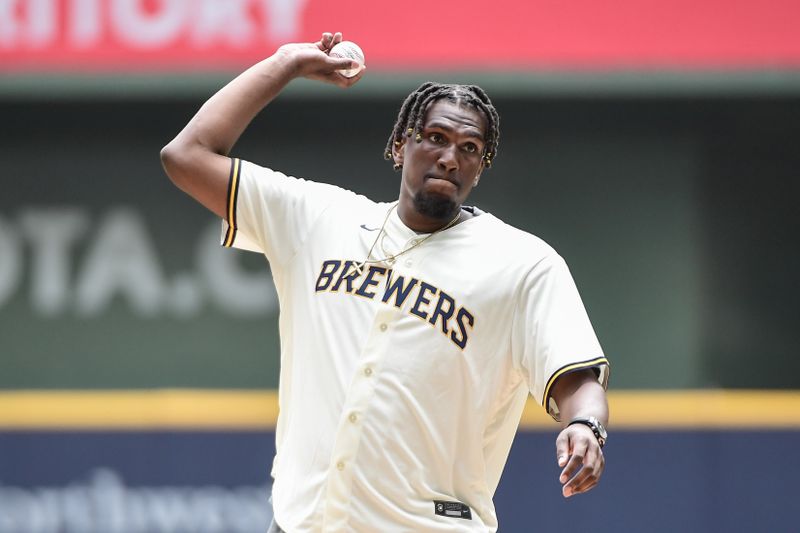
<box><xmin>0</xmin><ymin>390</ymin><xmax>278</xmax><ymax>430</ymax></box>
<box><xmin>521</xmin><ymin>389</ymin><xmax>800</xmax><ymax>429</ymax></box>
<box><xmin>1</xmin><ymin>390</ymin><xmax>799</xmax><ymax>430</ymax></box>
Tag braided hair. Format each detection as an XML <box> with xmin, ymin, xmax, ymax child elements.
<box><xmin>384</xmin><ymin>82</ymin><xmax>500</xmax><ymax>169</ymax></box>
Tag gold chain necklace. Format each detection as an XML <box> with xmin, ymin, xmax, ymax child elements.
<box><xmin>349</xmin><ymin>202</ymin><xmax>461</xmax><ymax>277</ymax></box>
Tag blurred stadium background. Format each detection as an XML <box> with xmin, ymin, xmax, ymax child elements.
<box><xmin>1</xmin><ymin>1</ymin><xmax>799</xmax><ymax>531</ymax></box>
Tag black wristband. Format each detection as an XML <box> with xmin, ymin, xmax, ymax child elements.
<box><xmin>568</xmin><ymin>416</ymin><xmax>607</xmax><ymax>448</ymax></box>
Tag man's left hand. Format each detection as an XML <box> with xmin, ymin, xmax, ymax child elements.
<box><xmin>555</xmin><ymin>423</ymin><xmax>605</xmax><ymax>498</ymax></box>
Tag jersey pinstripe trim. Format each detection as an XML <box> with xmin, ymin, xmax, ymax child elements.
<box><xmin>222</xmin><ymin>158</ymin><xmax>242</xmax><ymax>248</ymax></box>
<box><xmin>542</xmin><ymin>356</ymin><xmax>609</xmax><ymax>414</ymax></box>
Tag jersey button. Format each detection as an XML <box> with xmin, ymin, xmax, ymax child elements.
<box><xmin>336</xmin><ymin>461</ymin><xmax>345</xmax><ymax>471</ymax></box>
<box><xmin>364</xmin><ymin>367</ymin><xmax>373</xmax><ymax>377</ymax></box>
<box><xmin>379</xmin><ymin>323</ymin><xmax>388</xmax><ymax>332</ymax></box>
<box><xmin>348</xmin><ymin>413</ymin><xmax>358</xmax><ymax>423</ymax></box>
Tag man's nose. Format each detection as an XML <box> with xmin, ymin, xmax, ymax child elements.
<box><xmin>437</xmin><ymin>144</ymin><xmax>459</xmax><ymax>171</ymax></box>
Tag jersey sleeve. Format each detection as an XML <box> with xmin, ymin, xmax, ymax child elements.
<box><xmin>511</xmin><ymin>253</ymin><xmax>609</xmax><ymax>421</ymax></box>
<box><xmin>220</xmin><ymin>158</ymin><xmax>350</xmax><ymax>265</ymax></box>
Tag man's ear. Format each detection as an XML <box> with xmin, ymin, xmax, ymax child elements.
<box><xmin>392</xmin><ymin>139</ymin><xmax>405</xmax><ymax>166</ymax></box>
<box><xmin>473</xmin><ymin>163</ymin><xmax>484</xmax><ymax>187</ymax></box>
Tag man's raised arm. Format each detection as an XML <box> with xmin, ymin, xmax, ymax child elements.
<box><xmin>160</xmin><ymin>32</ymin><xmax>363</xmax><ymax>219</ymax></box>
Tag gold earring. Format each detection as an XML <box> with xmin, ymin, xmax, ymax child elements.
<box><xmin>394</xmin><ymin>163</ymin><xmax>403</xmax><ymax>171</ymax></box>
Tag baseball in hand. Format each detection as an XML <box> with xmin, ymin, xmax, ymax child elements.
<box><xmin>329</xmin><ymin>41</ymin><xmax>365</xmax><ymax>78</ymax></box>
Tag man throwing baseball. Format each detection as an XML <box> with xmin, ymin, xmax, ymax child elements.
<box><xmin>161</xmin><ymin>32</ymin><xmax>610</xmax><ymax>533</ymax></box>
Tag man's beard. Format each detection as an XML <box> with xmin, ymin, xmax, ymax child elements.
<box><xmin>413</xmin><ymin>191</ymin><xmax>458</xmax><ymax>221</ymax></box>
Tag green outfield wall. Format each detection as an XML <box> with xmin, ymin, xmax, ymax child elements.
<box><xmin>1</xmin><ymin>94</ymin><xmax>798</xmax><ymax>390</ymax></box>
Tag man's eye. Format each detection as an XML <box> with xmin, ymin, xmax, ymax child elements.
<box><xmin>463</xmin><ymin>143</ymin><xmax>478</xmax><ymax>153</ymax></box>
<box><xmin>429</xmin><ymin>133</ymin><xmax>445</xmax><ymax>144</ymax></box>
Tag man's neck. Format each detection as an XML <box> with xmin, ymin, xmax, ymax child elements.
<box><xmin>397</xmin><ymin>202</ymin><xmax>467</xmax><ymax>233</ymax></box>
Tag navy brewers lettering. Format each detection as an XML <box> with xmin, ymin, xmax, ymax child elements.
<box><xmin>315</xmin><ymin>260</ymin><xmax>474</xmax><ymax>350</ymax></box>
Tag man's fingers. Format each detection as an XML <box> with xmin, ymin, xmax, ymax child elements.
<box><xmin>341</xmin><ymin>65</ymin><xmax>367</xmax><ymax>84</ymax></box>
<box><xmin>563</xmin><ymin>477</ymin><xmax>597</xmax><ymax>497</ymax></box>
<box><xmin>570</xmin><ymin>470</ymin><xmax>601</xmax><ymax>496</ymax></box>
<box><xmin>555</xmin><ymin>431</ymin><xmax>570</xmax><ymax>467</ymax></box>
<box><xmin>328</xmin><ymin>56</ymin><xmax>358</xmax><ymax>70</ymax></box>
<box><xmin>565</xmin><ymin>460</ymin><xmax>603</xmax><ymax>496</ymax></box>
<box><xmin>559</xmin><ymin>440</ymin><xmax>587</xmax><ymax>484</ymax></box>
<box><xmin>316</xmin><ymin>32</ymin><xmax>335</xmax><ymax>52</ymax></box>
<box><xmin>321</xmin><ymin>32</ymin><xmax>343</xmax><ymax>50</ymax></box>
<box><xmin>308</xmin><ymin>32</ymin><xmax>361</xmax><ymax>85</ymax></box>
<box><xmin>562</xmin><ymin>448</ymin><xmax>603</xmax><ymax>497</ymax></box>
<box><xmin>316</xmin><ymin>64</ymin><xmax>366</xmax><ymax>88</ymax></box>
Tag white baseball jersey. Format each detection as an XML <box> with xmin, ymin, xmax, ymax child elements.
<box><xmin>221</xmin><ymin>158</ymin><xmax>609</xmax><ymax>532</ymax></box>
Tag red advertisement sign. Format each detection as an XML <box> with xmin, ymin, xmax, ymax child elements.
<box><xmin>1</xmin><ymin>0</ymin><xmax>799</xmax><ymax>71</ymax></box>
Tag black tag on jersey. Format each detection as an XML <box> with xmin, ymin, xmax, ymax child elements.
<box><xmin>433</xmin><ymin>500</ymin><xmax>472</xmax><ymax>520</ymax></box>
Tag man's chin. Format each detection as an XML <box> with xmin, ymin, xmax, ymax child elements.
<box><xmin>413</xmin><ymin>192</ymin><xmax>458</xmax><ymax>221</ymax></box>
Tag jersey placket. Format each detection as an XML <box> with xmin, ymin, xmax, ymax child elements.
<box><xmin>322</xmin><ymin>215</ymin><xmax>441</xmax><ymax>530</ymax></box>
<box><xmin>321</xmin><ymin>236</ymin><xmax>417</xmax><ymax>531</ymax></box>
<box><xmin>321</xmin><ymin>306</ymin><xmax>397</xmax><ymax>531</ymax></box>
